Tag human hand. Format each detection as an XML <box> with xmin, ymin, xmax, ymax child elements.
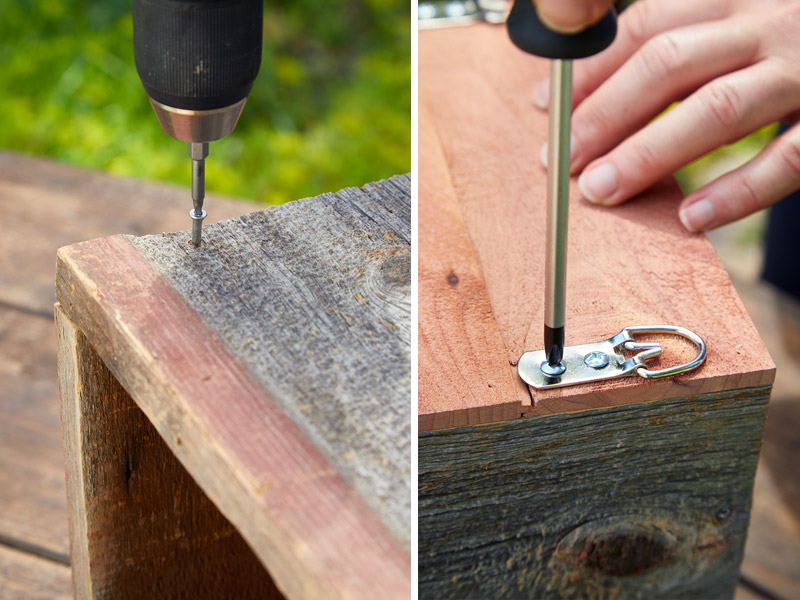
<box><xmin>535</xmin><ymin>0</ymin><xmax>800</xmax><ymax>232</ymax></box>
<box><xmin>533</xmin><ymin>0</ymin><xmax>617</xmax><ymax>33</ymax></box>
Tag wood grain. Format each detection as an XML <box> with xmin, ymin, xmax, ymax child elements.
<box><xmin>0</xmin><ymin>545</ymin><xmax>71</xmax><ymax>600</ymax></box>
<box><xmin>419</xmin><ymin>385</ymin><xmax>771</xmax><ymax>599</ymax></box>
<box><xmin>129</xmin><ymin>175</ymin><xmax>411</xmax><ymax>541</ymax></box>
<box><xmin>56</xmin><ymin>306</ymin><xmax>281</xmax><ymax>599</ymax></box>
<box><xmin>418</xmin><ymin>107</ymin><xmax>530</xmax><ymax>430</ymax></box>
<box><xmin>0</xmin><ymin>305</ymin><xmax>69</xmax><ymax>561</ymax></box>
<box><xmin>418</xmin><ymin>25</ymin><xmax>775</xmax><ymax>428</ymax></box>
<box><xmin>55</xmin><ymin>180</ymin><xmax>410</xmax><ymax>599</ymax></box>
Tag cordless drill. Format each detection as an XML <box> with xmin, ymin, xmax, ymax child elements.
<box><xmin>133</xmin><ymin>0</ymin><xmax>263</xmax><ymax>247</ymax></box>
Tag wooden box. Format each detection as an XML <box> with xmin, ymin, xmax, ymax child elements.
<box><xmin>55</xmin><ymin>177</ymin><xmax>411</xmax><ymax>599</ymax></box>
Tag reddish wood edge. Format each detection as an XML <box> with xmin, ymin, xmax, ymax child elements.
<box><xmin>418</xmin><ymin>104</ymin><xmax>531</xmax><ymax>432</ymax></box>
<box><xmin>56</xmin><ymin>235</ymin><xmax>409</xmax><ymax>600</ymax></box>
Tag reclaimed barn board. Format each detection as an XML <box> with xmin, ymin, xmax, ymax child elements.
<box><xmin>55</xmin><ymin>176</ymin><xmax>411</xmax><ymax>599</ymax></box>
<box><xmin>56</xmin><ymin>306</ymin><xmax>280</xmax><ymax>599</ymax></box>
<box><xmin>418</xmin><ymin>25</ymin><xmax>775</xmax><ymax>599</ymax></box>
<box><xmin>419</xmin><ymin>386</ymin><xmax>770</xmax><ymax>599</ymax></box>
<box><xmin>127</xmin><ymin>176</ymin><xmax>412</xmax><ymax>540</ymax></box>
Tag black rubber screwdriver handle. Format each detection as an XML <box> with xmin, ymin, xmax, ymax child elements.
<box><xmin>133</xmin><ymin>0</ymin><xmax>263</xmax><ymax>111</ymax></box>
<box><xmin>507</xmin><ymin>0</ymin><xmax>617</xmax><ymax>59</ymax></box>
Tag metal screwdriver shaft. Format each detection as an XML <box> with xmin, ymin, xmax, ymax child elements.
<box><xmin>189</xmin><ymin>142</ymin><xmax>209</xmax><ymax>247</ymax></box>
<box><xmin>543</xmin><ymin>59</ymin><xmax>572</xmax><ymax>374</ymax></box>
<box><xmin>506</xmin><ymin>0</ymin><xmax>616</xmax><ymax>378</ymax></box>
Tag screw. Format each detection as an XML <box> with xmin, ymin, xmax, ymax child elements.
<box><xmin>716</xmin><ymin>507</ymin><xmax>731</xmax><ymax>522</ymax></box>
<box><xmin>540</xmin><ymin>360</ymin><xmax>566</xmax><ymax>377</ymax></box>
<box><xmin>584</xmin><ymin>351</ymin><xmax>609</xmax><ymax>369</ymax></box>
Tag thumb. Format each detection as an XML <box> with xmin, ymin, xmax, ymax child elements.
<box><xmin>534</xmin><ymin>0</ymin><xmax>615</xmax><ymax>33</ymax></box>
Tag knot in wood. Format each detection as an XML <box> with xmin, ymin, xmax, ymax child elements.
<box><xmin>578</xmin><ymin>532</ymin><xmax>672</xmax><ymax>577</ymax></box>
<box><xmin>551</xmin><ymin>518</ymin><xmax>680</xmax><ymax>582</ymax></box>
<box><xmin>380</xmin><ymin>249</ymin><xmax>411</xmax><ymax>290</ymax></box>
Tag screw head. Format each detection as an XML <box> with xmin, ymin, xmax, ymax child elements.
<box><xmin>540</xmin><ymin>360</ymin><xmax>566</xmax><ymax>377</ymax></box>
<box><xmin>584</xmin><ymin>351</ymin><xmax>609</xmax><ymax>369</ymax></box>
<box><xmin>716</xmin><ymin>507</ymin><xmax>731</xmax><ymax>522</ymax></box>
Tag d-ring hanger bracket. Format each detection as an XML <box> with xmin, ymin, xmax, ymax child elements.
<box><xmin>517</xmin><ymin>325</ymin><xmax>706</xmax><ymax>389</ymax></box>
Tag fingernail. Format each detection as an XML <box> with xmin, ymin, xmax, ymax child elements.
<box><xmin>680</xmin><ymin>198</ymin><xmax>716</xmax><ymax>232</ymax></box>
<box><xmin>540</xmin><ymin>134</ymin><xmax>579</xmax><ymax>168</ymax></box>
<box><xmin>578</xmin><ymin>163</ymin><xmax>618</xmax><ymax>204</ymax></box>
<box><xmin>536</xmin><ymin>8</ymin><xmax>586</xmax><ymax>34</ymax></box>
<box><xmin>534</xmin><ymin>81</ymin><xmax>549</xmax><ymax>109</ymax></box>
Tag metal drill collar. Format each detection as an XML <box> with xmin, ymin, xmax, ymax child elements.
<box><xmin>149</xmin><ymin>98</ymin><xmax>247</xmax><ymax>143</ymax></box>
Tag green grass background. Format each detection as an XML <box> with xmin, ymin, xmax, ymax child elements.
<box><xmin>0</xmin><ymin>0</ymin><xmax>411</xmax><ymax>205</ymax></box>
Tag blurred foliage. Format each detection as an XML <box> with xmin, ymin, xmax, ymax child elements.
<box><xmin>675</xmin><ymin>123</ymin><xmax>779</xmax><ymax>197</ymax></box>
<box><xmin>0</xmin><ymin>0</ymin><xmax>410</xmax><ymax>204</ymax></box>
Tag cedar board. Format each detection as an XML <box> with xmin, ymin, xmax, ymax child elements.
<box><xmin>418</xmin><ymin>24</ymin><xmax>775</xmax><ymax>431</ymax></box>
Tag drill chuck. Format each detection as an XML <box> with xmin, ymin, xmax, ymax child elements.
<box><xmin>133</xmin><ymin>0</ymin><xmax>263</xmax><ymax>142</ymax></box>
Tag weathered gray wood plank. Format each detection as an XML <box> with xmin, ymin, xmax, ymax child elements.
<box><xmin>419</xmin><ymin>386</ymin><xmax>771</xmax><ymax>599</ymax></box>
<box><xmin>128</xmin><ymin>175</ymin><xmax>411</xmax><ymax>544</ymax></box>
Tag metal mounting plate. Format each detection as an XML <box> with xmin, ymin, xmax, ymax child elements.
<box><xmin>517</xmin><ymin>325</ymin><xmax>706</xmax><ymax>389</ymax></box>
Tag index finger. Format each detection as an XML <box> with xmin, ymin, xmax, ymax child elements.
<box><xmin>534</xmin><ymin>0</ymin><xmax>734</xmax><ymax>109</ymax></box>
<box><xmin>571</xmin><ymin>0</ymin><xmax>733</xmax><ymax>106</ymax></box>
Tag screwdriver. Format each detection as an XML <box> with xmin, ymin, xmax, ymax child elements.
<box><xmin>132</xmin><ymin>0</ymin><xmax>263</xmax><ymax>247</ymax></box>
<box><xmin>507</xmin><ymin>1</ymin><xmax>616</xmax><ymax>376</ymax></box>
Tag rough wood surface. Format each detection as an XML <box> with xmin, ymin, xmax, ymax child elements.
<box><xmin>56</xmin><ymin>306</ymin><xmax>281</xmax><ymax>599</ymax></box>
<box><xmin>0</xmin><ymin>545</ymin><xmax>71</xmax><ymax>600</ymax></box>
<box><xmin>55</xmin><ymin>177</ymin><xmax>410</xmax><ymax>599</ymax></box>
<box><xmin>418</xmin><ymin>25</ymin><xmax>775</xmax><ymax>429</ymax></box>
<box><xmin>129</xmin><ymin>175</ymin><xmax>411</xmax><ymax>540</ymax></box>
<box><xmin>419</xmin><ymin>386</ymin><xmax>771</xmax><ymax>599</ymax></box>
